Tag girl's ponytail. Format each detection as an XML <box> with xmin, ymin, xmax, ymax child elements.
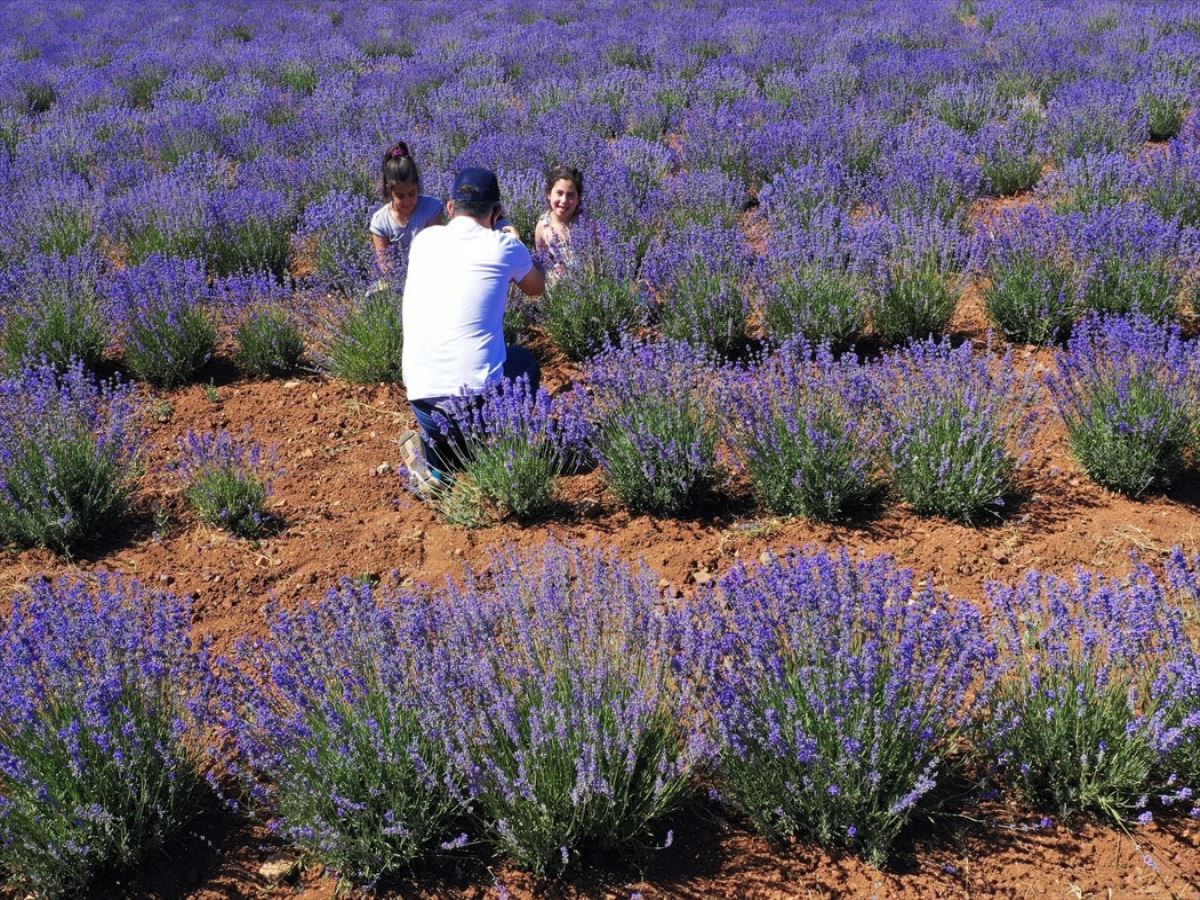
<box><xmin>381</xmin><ymin>141</ymin><xmax>420</xmax><ymax>197</ymax></box>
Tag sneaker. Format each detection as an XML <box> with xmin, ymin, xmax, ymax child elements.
<box><xmin>396</xmin><ymin>430</ymin><xmax>443</xmax><ymax>498</ymax></box>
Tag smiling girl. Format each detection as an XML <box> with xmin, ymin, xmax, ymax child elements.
<box><xmin>533</xmin><ymin>165</ymin><xmax>584</xmax><ymax>277</ymax></box>
<box><xmin>369</xmin><ymin>141</ymin><xmax>445</xmax><ymax>274</ymax></box>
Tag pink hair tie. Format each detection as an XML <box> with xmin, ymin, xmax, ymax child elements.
<box><xmin>390</xmin><ymin>146</ymin><xmax>408</xmax><ymax>159</ymax></box>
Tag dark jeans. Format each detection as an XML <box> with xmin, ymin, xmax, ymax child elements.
<box><xmin>410</xmin><ymin>345</ymin><xmax>540</xmax><ymax>474</ymax></box>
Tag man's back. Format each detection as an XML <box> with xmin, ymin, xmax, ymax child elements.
<box><xmin>401</xmin><ymin>216</ymin><xmax>532</xmax><ymax>402</ymax></box>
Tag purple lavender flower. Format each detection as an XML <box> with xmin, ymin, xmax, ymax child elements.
<box><xmin>642</xmin><ymin>224</ymin><xmax>753</xmax><ymax>356</ymax></box>
<box><xmin>872</xmin><ymin>337</ymin><xmax>1038</xmax><ymax>521</ymax></box>
<box><xmin>982</xmin><ymin>206</ymin><xmax>1076</xmax><ymax>343</ymax></box>
<box><xmin>685</xmin><ymin>548</ymin><xmax>994</xmax><ymax>865</ymax></box>
<box><xmin>1067</xmin><ymin>202</ymin><xmax>1188</xmax><ymax>322</ymax></box>
<box><xmin>105</xmin><ymin>254</ymin><xmax>216</xmax><ymax>387</ymax></box>
<box><xmin>582</xmin><ymin>339</ymin><xmax>722</xmax><ymax>515</ymax></box>
<box><xmin>217</xmin><ymin>579</ymin><xmax>468</xmax><ymax>885</ymax></box>
<box><xmin>430</xmin><ymin>376</ymin><xmax>590</xmax><ymax>523</ymax></box>
<box><xmin>0</xmin><ymin>575</ymin><xmax>209</xmax><ymax>895</ymax></box>
<box><xmin>423</xmin><ymin>542</ymin><xmax>709</xmax><ymax>873</ymax></box>
<box><xmin>0</xmin><ymin>360</ymin><xmax>140</xmax><ymax>552</ymax></box>
<box><xmin>854</xmin><ymin>213</ymin><xmax>979</xmax><ymax>345</ymax></box>
<box><xmin>0</xmin><ymin>250</ymin><xmax>109</xmax><ymax>372</ymax></box>
<box><xmin>1044</xmin><ymin>77</ymin><xmax>1149</xmax><ymax>160</ymax></box>
<box><xmin>1046</xmin><ymin>314</ymin><xmax>1198</xmax><ymax>496</ymax></box>
<box><xmin>986</xmin><ymin>556</ymin><xmax>1199</xmax><ymax>823</ymax></box>
<box><xmin>721</xmin><ymin>338</ymin><xmax>881</xmax><ymax>519</ymax></box>
<box><xmin>174</xmin><ymin>429</ymin><xmax>278</xmax><ymax>537</ymax></box>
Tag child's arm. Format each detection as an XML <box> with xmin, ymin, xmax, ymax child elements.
<box><xmin>533</xmin><ymin>218</ymin><xmax>547</xmax><ymax>253</ymax></box>
<box><xmin>371</xmin><ymin>233</ymin><xmax>392</xmax><ymax>272</ymax></box>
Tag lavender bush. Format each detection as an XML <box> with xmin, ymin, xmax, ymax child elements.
<box><xmin>760</xmin><ymin>206</ymin><xmax>866</xmax><ymax>349</ymax></box>
<box><xmin>582</xmin><ymin>340</ymin><xmax>722</xmax><ymax>515</ymax></box>
<box><xmin>0</xmin><ymin>361</ymin><xmax>139</xmax><ymax>552</ymax></box>
<box><xmin>1069</xmin><ymin>203</ymin><xmax>1188</xmax><ymax>322</ymax></box>
<box><xmin>686</xmin><ymin>549</ymin><xmax>994</xmax><ymax>865</ymax></box>
<box><xmin>217</xmin><ymin>581</ymin><xmax>466</xmax><ymax>886</ymax></box>
<box><xmin>539</xmin><ymin>221</ymin><xmax>645</xmax><ymax>360</ymax></box>
<box><xmin>327</xmin><ymin>286</ymin><xmax>404</xmax><ymax>384</ymax></box>
<box><xmin>873</xmin><ymin>338</ymin><xmax>1037</xmax><ymax>522</ymax></box>
<box><xmin>1044</xmin><ymin>78</ymin><xmax>1148</xmax><ymax>160</ymax></box>
<box><xmin>643</xmin><ymin>225</ymin><xmax>752</xmax><ymax>357</ymax></box>
<box><xmin>0</xmin><ymin>251</ymin><xmax>108</xmax><ymax>373</ymax></box>
<box><xmin>0</xmin><ymin>576</ymin><xmax>209</xmax><ymax>895</ymax></box>
<box><xmin>979</xmin><ymin>112</ymin><xmax>1045</xmax><ymax>196</ymax></box>
<box><xmin>234</xmin><ymin>305</ymin><xmax>305</xmax><ymax>377</ymax></box>
<box><xmin>983</xmin><ymin>207</ymin><xmax>1075</xmax><ymax>344</ymax></box>
<box><xmin>431</xmin><ymin>376</ymin><xmax>588</xmax><ymax>524</ymax></box>
<box><xmin>986</xmin><ymin>562</ymin><xmax>1199</xmax><ymax>823</ymax></box>
<box><xmin>107</xmin><ymin>255</ymin><xmax>216</xmax><ymax>388</ymax></box>
<box><xmin>174</xmin><ymin>429</ymin><xmax>278</xmax><ymax>537</ymax></box>
<box><xmin>426</xmin><ymin>543</ymin><xmax>707</xmax><ymax>873</ymax></box>
<box><xmin>859</xmin><ymin>214</ymin><xmax>977</xmax><ymax>345</ymax></box>
<box><xmin>723</xmin><ymin>340</ymin><xmax>881</xmax><ymax>520</ymax></box>
<box><xmin>1135</xmin><ymin>140</ymin><xmax>1200</xmax><ymax>228</ymax></box>
<box><xmin>1038</xmin><ymin>152</ymin><xmax>1135</xmax><ymax>215</ymax></box>
<box><xmin>1047</xmin><ymin>314</ymin><xmax>1198</xmax><ymax>497</ymax></box>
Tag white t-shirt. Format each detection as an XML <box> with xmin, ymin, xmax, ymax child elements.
<box><xmin>401</xmin><ymin>217</ymin><xmax>533</xmax><ymax>401</ymax></box>
<box><xmin>369</xmin><ymin>195</ymin><xmax>443</xmax><ymax>251</ymax></box>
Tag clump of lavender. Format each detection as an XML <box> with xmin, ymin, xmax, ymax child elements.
<box><xmin>539</xmin><ymin>221</ymin><xmax>645</xmax><ymax>360</ymax></box>
<box><xmin>723</xmin><ymin>340</ymin><xmax>881</xmax><ymax>520</ymax></box>
<box><xmin>0</xmin><ymin>576</ymin><xmax>209</xmax><ymax>896</ymax></box>
<box><xmin>983</xmin><ymin>206</ymin><xmax>1075</xmax><ymax>344</ymax></box>
<box><xmin>979</xmin><ymin>112</ymin><xmax>1045</xmax><ymax>196</ymax></box>
<box><xmin>643</xmin><ymin>224</ymin><xmax>752</xmax><ymax>357</ymax></box>
<box><xmin>234</xmin><ymin>305</ymin><xmax>305</xmax><ymax>377</ymax></box>
<box><xmin>648</xmin><ymin>167</ymin><xmax>745</xmax><ymax>231</ymax></box>
<box><xmin>327</xmin><ymin>286</ymin><xmax>403</xmax><ymax>383</ymax></box>
<box><xmin>985</xmin><ymin>562</ymin><xmax>1198</xmax><ymax>824</ymax></box>
<box><xmin>217</xmin><ymin>580</ymin><xmax>467</xmax><ymax>886</ymax></box>
<box><xmin>1047</xmin><ymin>314</ymin><xmax>1198</xmax><ymax>497</ymax></box>
<box><xmin>1069</xmin><ymin>203</ymin><xmax>1189</xmax><ymax>322</ymax></box>
<box><xmin>927</xmin><ymin>80</ymin><xmax>1012</xmax><ymax>135</ymax></box>
<box><xmin>1134</xmin><ymin>140</ymin><xmax>1200</xmax><ymax>228</ymax></box>
<box><xmin>759</xmin><ymin>205</ymin><xmax>867</xmax><ymax>349</ymax></box>
<box><xmin>686</xmin><ymin>549</ymin><xmax>994</xmax><ymax>865</ymax></box>
<box><xmin>1044</xmin><ymin>78</ymin><xmax>1148</xmax><ymax>160</ymax></box>
<box><xmin>0</xmin><ymin>361</ymin><xmax>139</xmax><ymax>552</ymax></box>
<box><xmin>582</xmin><ymin>339</ymin><xmax>722</xmax><ymax>515</ymax></box>
<box><xmin>1037</xmin><ymin>152</ymin><xmax>1135</xmax><ymax>215</ymax></box>
<box><xmin>107</xmin><ymin>255</ymin><xmax>216</xmax><ymax>388</ymax></box>
<box><xmin>174</xmin><ymin>429</ymin><xmax>278</xmax><ymax>537</ymax></box>
<box><xmin>0</xmin><ymin>251</ymin><xmax>109</xmax><ymax>373</ymax></box>
<box><xmin>298</xmin><ymin>189</ymin><xmax>376</xmax><ymax>296</ymax></box>
<box><xmin>105</xmin><ymin>174</ymin><xmax>215</xmax><ymax>266</ymax></box>
<box><xmin>1138</xmin><ymin>69</ymin><xmax>1190</xmax><ymax>142</ymax></box>
<box><xmin>858</xmin><ymin>214</ymin><xmax>977</xmax><ymax>345</ymax></box>
<box><xmin>431</xmin><ymin>377</ymin><xmax>589</xmax><ymax>524</ymax></box>
<box><xmin>870</xmin><ymin>122</ymin><xmax>982</xmax><ymax>224</ymax></box>
<box><xmin>873</xmin><ymin>338</ymin><xmax>1037</xmax><ymax>521</ymax></box>
<box><xmin>427</xmin><ymin>543</ymin><xmax>707</xmax><ymax>873</ymax></box>
<box><xmin>209</xmin><ymin>186</ymin><xmax>295</xmax><ymax>278</ymax></box>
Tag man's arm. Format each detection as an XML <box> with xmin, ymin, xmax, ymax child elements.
<box><xmin>514</xmin><ymin>260</ymin><xmax>545</xmax><ymax>297</ymax></box>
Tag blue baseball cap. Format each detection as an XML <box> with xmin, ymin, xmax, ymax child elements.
<box><xmin>451</xmin><ymin>167</ymin><xmax>501</xmax><ymax>205</ymax></box>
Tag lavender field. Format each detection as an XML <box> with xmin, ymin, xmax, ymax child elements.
<box><xmin>2</xmin><ymin>0</ymin><xmax>1200</xmax><ymax>896</ymax></box>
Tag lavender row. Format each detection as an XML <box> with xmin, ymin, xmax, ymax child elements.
<box><xmin>2</xmin><ymin>543</ymin><xmax>1198</xmax><ymax>891</ymax></box>
<box><xmin>2</xmin><ymin>313</ymin><xmax>1195</xmax><ymax>553</ymax></box>
<box><xmin>439</xmin><ymin>315</ymin><xmax>1200</xmax><ymax>525</ymax></box>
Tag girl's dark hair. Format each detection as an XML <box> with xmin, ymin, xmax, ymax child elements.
<box><xmin>545</xmin><ymin>165</ymin><xmax>584</xmax><ymax>198</ymax></box>
<box><xmin>381</xmin><ymin>141</ymin><xmax>420</xmax><ymax>198</ymax></box>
